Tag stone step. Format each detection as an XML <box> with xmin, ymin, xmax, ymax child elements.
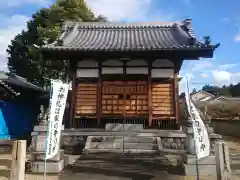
<box><xmin>83</xmin><ymin>148</ymin><xmax>159</xmax><ymax>154</ymax></box>
<box><xmin>91</xmin><ymin>136</ymin><xmax>156</xmax><ymax>143</ymax></box>
<box><xmin>105</xmin><ymin>123</ymin><xmax>143</xmax><ymax>132</ymax></box>
<box><xmin>89</xmin><ymin>142</ymin><xmax>158</xmax><ymax>150</ymax></box>
<box><xmin>117</xmin><ymin>136</ymin><xmax>156</xmax><ymax>143</ymax></box>
<box><xmin>75</xmin><ymin>154</ymin><xmax>181</xmax><ymax>167</ymax></box>
<box><xmin>80</xmin><ymin>153</ymin><xmax>182</xmax><ymax>161</ymax></box>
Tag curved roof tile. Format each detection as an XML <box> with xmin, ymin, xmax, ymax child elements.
<box><xmin>41</xmin><ymin>19</ymin><xmax>219</xmax><ymax>52</ymax></box>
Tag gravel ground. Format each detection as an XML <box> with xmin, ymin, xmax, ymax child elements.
<box><xmin>0</xmin><ymin>136</ymin><xmax>239</xmax><ymax>180</ymax></box>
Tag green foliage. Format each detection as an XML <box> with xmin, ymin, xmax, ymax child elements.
<box><xmin>230</xmin><ymin>83</ymin><xmax>240</xmax><ymax>97</ymax></box>
<box><xmin>202</xmin><ymin>84</ymin><xmax>232</xmax><ymax>97</ymax></box>
<box><xmin>7</xmin><ymin>0</ymin><xmax>107</xmax><ymax>88</ymax></box>
<box><xmin>202</xmin><ymin>83</ymin><xmax>240</xmax><ymax>97</ymax></box>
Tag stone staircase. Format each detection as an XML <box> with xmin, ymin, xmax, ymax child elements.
<box><xmin>229</xmin><ymin>149</ymin><xmax>240</xmax><ymax>170</ymax></box>
<box><xmin>83</xmin><ymin>123</ymin><xmax>159</xmax><ymax>154</ymax></box>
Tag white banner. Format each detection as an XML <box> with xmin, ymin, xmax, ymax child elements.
<box><xmin>45</xmin><ymin>80</ymin><xmax>69</xmax><ymax>160</ymax></box>
<box><xmin>185</xmin><ymin>79</ymin><xmax>210</xmax><ymax>160</ymax></box>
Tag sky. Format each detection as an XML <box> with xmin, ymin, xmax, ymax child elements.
<box><xmin>0</xmin><ymin>0</ymin><xmax>239</xmax><ymax>92</ymax></box>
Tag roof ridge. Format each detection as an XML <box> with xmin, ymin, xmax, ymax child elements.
<box><xmin>38</xmin><ymin>18</ymin><xmax>220</xmax><ymax>54</ymax></box>
<box><xmin>61</xmin><ymin>20</ymin><xmax>189</xmax><ymax>30</ymax></box>
<box><xmin>179</xmin><ymin>19</ymin><xmax>195</xmax><ymax>39</ymax></box>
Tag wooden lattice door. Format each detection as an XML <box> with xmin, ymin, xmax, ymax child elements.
<box><xmin>101</xmin><ymin>81</ymin><xmax>148</xmax><ymax>116</ymax></box>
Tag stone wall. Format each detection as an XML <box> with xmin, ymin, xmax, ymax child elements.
<box><xmin>211</xmin><ymin>119</ymin><xmax>240</xmax><ymax>137</ymax></box>
<box><xmin>61</xmin><ymin>131</ymin><xmax>221</xmax><ymax>155</ymax></box>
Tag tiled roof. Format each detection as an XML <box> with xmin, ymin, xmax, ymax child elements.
<box><xmin>0</xmin><ymin>71</ymin><xmax>46</xmax><ymax>93</ymax></box>
<box><xmin>0</xmin><ymin>80</ymin><xmax>19</xmax><ymax>96</ymax></box>
<box><xmin>40</xmin><ymin>19</ymin><xmax>220</xmax><ymax>52</ymax></box>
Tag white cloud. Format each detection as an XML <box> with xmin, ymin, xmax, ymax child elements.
<box><xmin>86</xmin><ymin>0</ymin><xmax>151</xmax><ymax>21</ymax></box>
<box><xmin>0</xmin><ymin>0</ymin><xmax>50</xmax><ymax>8</ymax></box>
<box><xmin>200</xmin><ymin>73</ymin><xmax>208</xmax><ymax>78</ymax></box>
<box><xmin>212</xmin><ymin>70</ymin><xmax>231</xmax><ymax>83</ymax></box>
<box><xmin>0</xmin><ymin>15</ymin><xmax>29</xmax><ymax>71</ymax></box>
<box><xmin>219</xmin><ymin>63</ymin><xmax>238</xmax><ymax>70</ymax></box>
<box><xmin>235</xmin><ymin>33</ymin><xmax>240</xmax><ymax>42</ymax></box>
<box><xmin>191</xmin><ymin>60</ymin><xmax>213</xmax><ymax>71</ymax></box>
<box><xmin>186</xmin><ymin>73</ymin><xmax>195</xmax><ymax>80</ymax></box>
<box><xmin>212</xmin><ymin>70</ymin><xmax>240</xmax><ymax>84</ymax></box>
<box><xmin>86</xmin><ymin>0</ymin><xmax>173</xmax><ymax>21</ymax></box>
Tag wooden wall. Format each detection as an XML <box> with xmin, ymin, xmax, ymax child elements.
<box><xmin>75</xmin><ymin>83</ymin><xmax>97</xmax><ymax>116</ymax></box>
<box><xmin>101</xmin><ymin>81</ymin><xmax>148</xmax><ymax>116</ymax></box>
<box><xmin>72</xmin><ymin>59</ymin><xmax>179</xmax><ymax>123</ymax></box>
<box><xmin>152</xmin><ymin>83</ymin><xmax>173</xmax><ymax>116</ymax></box>
<box><xmin>74</xmin><ymin>81</ymin><xmax>173</xmax><ymax>118</ymax></box>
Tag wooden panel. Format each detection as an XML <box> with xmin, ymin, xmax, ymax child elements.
<box><xmin>152</xmin><ymin>59</ymin><xmax>174</xmax><ymax>68</ymax></box>
<box><xmin>151</xmin><ymin>69</ymin><xmax>174</xmax><ymax>78</ymax></box>
<box><xmin>126</xmin><ymin>67</ymin><xmax>148</xmax><ymax>74</ymax></box>
<box><xmin>75</xmin><ymin>83</ymin><xmax>97</xmax><ymax>115</ymax></box>
<box><xmin>77</xmin><ymin>60</ymin><xmax>98</xmax><ymax>67</ymax></box>
<box><xmin>76</xmin><ymin>69</ymin><xmax>99</xmax><ymax>77</ymax></box>
<box><xmin>101</xmin><ymin>81</ymin><xmax>148</xmax><ymax>115</ymax></box>
<box><xmin>152</xmin><ymin>83</ymin><xmax>173</xmax><ymax>116</ymax></box>
<box><xmin>102</xmin><ymin>67</ymin><xmax>123</xmax><ymax>74</ymax></box>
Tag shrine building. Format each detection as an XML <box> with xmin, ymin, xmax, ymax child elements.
<box><xmin>38</xmin><ymin>19</ymin><xmax>219</xmax><ymax>130</ymax></box>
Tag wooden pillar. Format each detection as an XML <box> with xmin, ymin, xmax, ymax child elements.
<box><xmin>97</xmin><ymin>61</ymin><xmax>102</xmax><ymax>124</ymax></box>
<box><xmin>173</xmin><ymin>72</ymin><xmax>180</xmax><ymax>122</ymax></box>
<box><xmin>123</xmin><ymin>61</ymin><xmax>127</xmax><ymax>118</ymax></box>
<box><xmin>10</xmin><ymin>140</ymin><xmax>26</xmax><ymax>180</ymax></box>
<box><xmin>172</xmin><ymin>59</ymin><xmax>182</xmax><ymax>125</ymax></box>
<box><xmin>69</xmin><ymin>61</ymin><xmax>77</xmax><ymax>128</ymax></box>
<box><xmin>175</xmin><ymin>73</ymin><xmax>180</xmax><ymax>122</ymax></box>
<box><xmin>215</xmin><ymin>142</ymin><xmax>232</xmax><ymax>180</ymax></box>
<box><xmin>148</xmin><ymin>60</ymin><xmax>153</xmax><ymax>126</ymax></box>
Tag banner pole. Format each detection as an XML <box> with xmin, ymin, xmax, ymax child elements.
<box><xmin>186</xmin><ymin>77</ymin><xmax>200</xmax><ymax>180</ymax></box>
<box><xmin>43</xmin><ymin>80</ymin><xmax>53</xmax><ymax>180</ymax></box>
<box><xmin>43</xmin><ymin>155</ymin><xmax>47</xmax><ymax>180</ymax></box>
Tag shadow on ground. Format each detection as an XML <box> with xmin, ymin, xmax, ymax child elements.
<box><xmin>59</xmin><ymin>153</ymin><xmax>184</xmax><ymax>180</ymax></box>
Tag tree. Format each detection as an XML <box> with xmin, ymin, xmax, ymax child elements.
<box><xmin>191</xmin><ymin>88</ymin><xmax>197</xmax><ymax>94</ymax></box>
<box><xmin>230</xmin><ymin>83</ymin><xmax>240</xmax><ymax>97</ymax></box>
<box><xmin>202</xmin><ymin>84</ymin><xmax>231</xmax><ymax>97</ymax></box>
<box><xmin>7</xmin><ymin>0</ymin><xmax>106</xmax><ymax>88</ymax></box>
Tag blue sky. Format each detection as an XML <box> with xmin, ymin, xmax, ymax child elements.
<box><xmin>0</xmin><ymin>0</ymin><xmax>239</xmax><ymax>92</ymax></box>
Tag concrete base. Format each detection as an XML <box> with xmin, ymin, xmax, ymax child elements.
<box><xmin>183</xmin><ymin>155</ymin><xmax>217</xmax><ymax>176</ymax></box>
<box><xmin>29</xmin><ymin>150</ymin><xmax>64</xmax><ymax>161</ymax></box>
<box><xmin>184</xmin><ymin>155</ymin><xmax>216</xmax><ymax>165</ymax></box>
<box><xmin>184</xmin><ymin>164</ymin><xmax>217</xmax><ymax>176</ymax></box>
<box><xmin>30</xmin><ymin>159</ymin><xmax>64</xmax><ymax>173</ymax></box>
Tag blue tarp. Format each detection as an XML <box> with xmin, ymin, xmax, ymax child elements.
<box><xmin>0</xmin><ymin>101</ymin><xmax>36</xmax><ymax>140</ymax></box>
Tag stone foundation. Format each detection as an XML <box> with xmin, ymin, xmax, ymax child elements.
<box><xmin>182</xmin><ymin>118</ymin><xmax>222</xmax><ymax>177</ymax></box>
<box><xmin>28</xmin><ymin>125</ymin><xmax>65</xmax><ymax>173</ymax></box>
<box><xmin>183</xmin><ymin>154</ymin><xmax>217</xmax><ymax>176</ymax></box>
<box><xmin>62</xmin><ymin>124</ymin><xmax>187</xmax><ymax>154</ymax></box>
<box><xmin>27</xmin><ymin>122</ymin><xmax>223</xmax><ymax>175</ymax></box>
<box><xmin>30</xmin><ymin>159</ymin><xmax>64</xmax><ymax>173</ymax></box>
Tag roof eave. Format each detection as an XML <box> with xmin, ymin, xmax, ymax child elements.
<box><xmin>38</xmin><ymin>45</ymin><xmax>219</xmax><ymax>53</ymax></box>
<box><xmin>0</xmin><ymin>80</ymin><xmax>20</xmax><ymax>97</ymax></box>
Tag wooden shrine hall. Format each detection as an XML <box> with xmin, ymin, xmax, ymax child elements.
<box><xmin>38</xmin><ymin>19</ymin><xmax>219</xmax><ymax>130</ymax></box>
